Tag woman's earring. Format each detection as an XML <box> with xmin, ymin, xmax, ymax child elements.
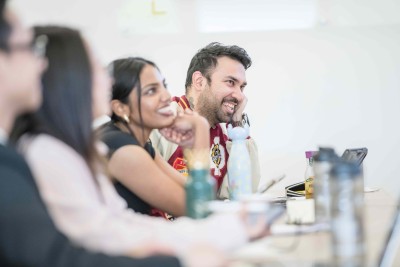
<box><xmin>123</xmin><ymin>114</ymin><xmax>130</xmax><ymax>123</ymax></box>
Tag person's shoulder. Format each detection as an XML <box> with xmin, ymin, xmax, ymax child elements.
<box><xmin>0</xmin><ymin>143</ymin><xmax>18</xmax><ymax>158</ymax></box>
<box><xmin>99</xmin><ymin>123</ymin><xmax>139</xmax><ymax>152</ymax></box>
<box><xmin>99</xmin><ymin>122</ymin><xmax>128</xmax><ymax>140</ymax></box>
<box><xmin>21</xmin><ymin>133</ymin><xmax>72</xmax><ymax>153</ymax></box>
<box><xmin>20</xmin><ymin>133</ymin><xmax>85</xmax><ymax>166</ymax></box>
<box><xmin>0</xmin><ymin>144</ymin><xmax>27</xmax><ymax>171</ymax></box>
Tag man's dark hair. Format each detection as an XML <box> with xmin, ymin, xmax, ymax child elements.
<box><xmin>184</xmin><ymin>42</ymin><xmax>252</xmax><ymax>92</ymax></box>
<box><xmin>0</xmin><ymin>0</ymin><xmax>11</xmax><ymax>51</ymax></box>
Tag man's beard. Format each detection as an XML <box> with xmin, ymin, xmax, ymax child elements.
<box><xmin>197</xmin><ymin>89</ymin><xmax>232</xmax><ymax>126</ymax></box>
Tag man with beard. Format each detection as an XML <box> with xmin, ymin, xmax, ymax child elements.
<box><xmin>151</xmin><ymin>42</ymin><xmax>260</xmax><ymax>199</ymax></box>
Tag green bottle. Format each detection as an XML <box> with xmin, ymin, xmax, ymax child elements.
<box><xmin>185</xmin><ymin>168</ymin><xmax>215</xmax><ymax>219</ymax></box>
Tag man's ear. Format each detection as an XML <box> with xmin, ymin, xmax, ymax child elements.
<box><xmin>191</xmin><ymin>71</ymin><xmax>206</xmax><ymax>92</ymax></box>
<box><xmin>111</xmin><ymin>100</ymin><xmax>130</xmax><ymax>117</ymax></box>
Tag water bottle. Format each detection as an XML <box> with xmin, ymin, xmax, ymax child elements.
<box><xmin>330</xmin><ymin>159</ymin><xmax>365</xmax><ymax>267</ymax></box>
<box><xmin>185</xmin><ymin>166</ymin><xmax>215</xmax><ymax>219</ymax></box>
<box><xmin>313</xmin><ymin>147</ymin><xmax>337</xmax><ymax>223</ymax></box>
<box><xmin>227</xmin><ymin>124</ymin><xmax>252</xmax><ymax>200</ymax></box>
<box><xmin>305</xmin><ymin>150</ymin><xmax>317</xmax><ymax>199</ymax></box>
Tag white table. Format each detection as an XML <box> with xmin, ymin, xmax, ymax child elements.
<box><xmin>231</xmin><ymin>190</ymin><xmax>399</xmax><ymax>267</ymax></box>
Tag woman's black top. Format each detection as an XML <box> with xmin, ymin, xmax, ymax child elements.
<box><xmin>99</xmin><ymin>122</ymin><xmax>155</xmax><ymax>215</ymax></box>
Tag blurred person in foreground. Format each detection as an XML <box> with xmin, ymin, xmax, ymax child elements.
<box><xmin>0</xmin><ymin>1</ymin><xmax>184</xmax><ymax>267</ymax></box>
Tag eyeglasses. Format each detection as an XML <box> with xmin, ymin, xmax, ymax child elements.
<box><xmin>8</xmin><ymin>34</ymin><xmax>48</xmax><ymax>58</ymax></box>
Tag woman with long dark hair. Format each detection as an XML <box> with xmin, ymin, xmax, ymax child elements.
<box><xmin>99</xmin><ymin>57</ymin><xmax>210</xmax><ymax>218</ymax></box>
<box><xmin>12</xmin><ymin>26</ymin><xmax>268</xmax><ymax>261</ymax></box>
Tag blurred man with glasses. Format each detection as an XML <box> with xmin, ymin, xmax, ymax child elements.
<box><xmin>0</xmin><ymin>1</ymin><xmax>182</xmax><ymax>266</ymax></box>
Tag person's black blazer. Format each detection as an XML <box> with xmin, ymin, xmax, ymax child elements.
<box><xmin>0</xmin><ymin>144</ymin><xmax>181</xmax><ymax>267</ymax></box>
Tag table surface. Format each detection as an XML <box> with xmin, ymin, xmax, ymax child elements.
<box><xmin>231</xmin><ymin>190</ymin><xmax>399</xmax><ymax>267</ymax></box>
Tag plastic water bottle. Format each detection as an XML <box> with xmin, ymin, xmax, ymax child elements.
<box><xmin>313</xmin><ymin>147</ymin><xmax>337</xmax><ymax>223</ymax></box>
<box><xmin>227</xmin><ymin>124</ymin><xmax>252</xmax><ymax>200</ymax></box>
<box><xmin>330</xmin><ymin>159</ymin><xmax>364</xmax><ymax>267</ymax></box>
<box><xmin>185</xmin><ymin>166</ymin><xmax>215</xmax><ymax>219</ymax></box>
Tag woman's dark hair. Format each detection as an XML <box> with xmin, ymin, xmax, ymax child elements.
<box><xmin>11</xmin><ymin>26</ymin><xmax>98</xmax><ymax>174</ymax></box>
<box><xmin>0</xmin><ymin>0</ymin><xmax>11</xmax><ymax>51</ymax></box>
<box><xmin>108</xmin><ymin>57</ymin><xmax>158</xmax><ymax>137</ymax></box>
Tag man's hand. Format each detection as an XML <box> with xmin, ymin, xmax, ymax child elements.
<box><xmin>232</xmin><ymin>95</ymin><xmax>248</xmax><ymax>122</ymax></box>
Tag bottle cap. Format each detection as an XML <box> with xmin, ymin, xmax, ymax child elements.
<box><xmin>305</xmin><ymin>151</ymin><xmax>317</xmax><ymax>159</ymax></box>
<box><xmin>314</xmin><ymin>147</ymin><xmax>337</xmax><ymax>162</ymax></box>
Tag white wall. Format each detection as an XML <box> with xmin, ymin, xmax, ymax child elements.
<box><xmin>11</xmin><ymin>0</ymin><xmax>400</xmax><ymax>197</ymax></box>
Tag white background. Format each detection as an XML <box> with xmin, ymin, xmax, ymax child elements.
<box><xmin>11</xmin><ymin>0</ymin><xmax>400</xmax><ymax>198</ymax></box>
